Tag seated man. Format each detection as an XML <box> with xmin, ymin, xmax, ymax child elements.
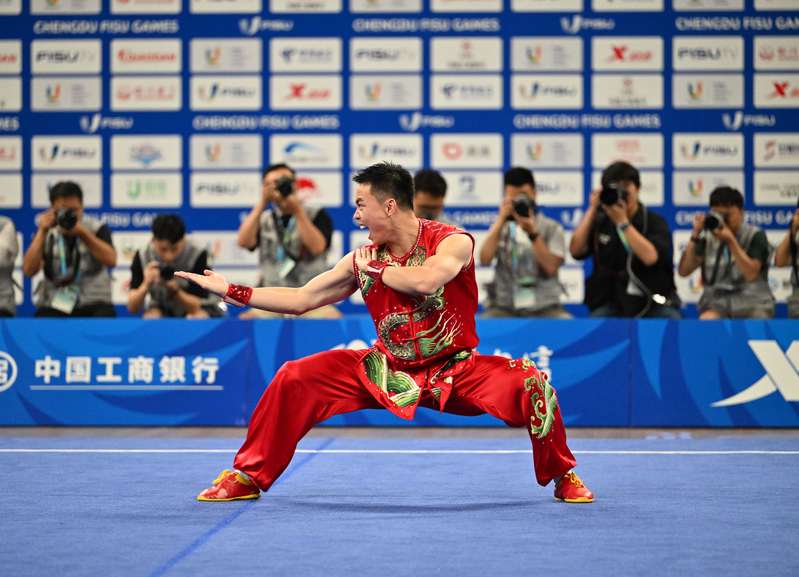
<box><xmin>774</xmin><ymin>203</ymin><xmax>799</xmax><ymax>318</ymax></box>
<box><xmin>678</xmin><ymin>186</ymin><xmax>774</xmax><ymax>319</ymax></box>
<box><xmin>236</xmin><ymin>163</ymin><xmax>339</xmax><ymax>319</ymax></box>
<box><xmin>23</xmin><ymin>181</ymin><xmax>117</xmax><ymax>317</ymax></box>
<box><xmin>0</xmin><ymin>215</ymin><xmax>18</xmax><ymax>317</ymax></box>
<box><xmin>570</xmin><ymin>161</ymin><xmax>680</xmax><ymax>318</ymax></box>
<box><xmin>413</xmin><ymin>169</ymin><xmax>455</xmax><ymax>225</ymax></box>
<box><xmin>128</xmin><ymin>214</ymin><xmax>219</xmax><ymax>319</ymax></box>
<box><xmin>479</xmin><ymin>167</ymin><xmax>570</xmax><ymax>318</ymax></box>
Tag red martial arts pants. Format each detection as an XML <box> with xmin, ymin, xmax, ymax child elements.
<box><xmin>233</xmin><ymin>349</ymin><xmax>577</xmax><ymax>491</ymax></box>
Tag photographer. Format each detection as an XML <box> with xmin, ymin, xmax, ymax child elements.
<box><xmin>413</xmin><ymin>169</ymin><xmax>454</xmax><ymax>225</ymax></box>
<box><xmin>0</xmin><ymin>216</ymin><xmax>18</xmax><ymax>317</ymax></box>
<box><xmin>22</xmin><ymin>181</ymin><xmax>116</xmax><ymax>317</ymax></box>
<box><xmin>237</xmin><ymin>163</ymin><xmax>338</xmax><ymax>319</ymax></box>
<box><xmin>774</xmin><ymin>204</ymin><xmax>799</xmax><ymax>318</ymax></box>
<box><xmin>570</xmin><ymin>161</ymin><xmax>680</xmax><ymax>318</ymax></box>
<box><xmin>479</xmin><ymin>167</ymin><xmax>570</xmax><ymax>318</ymax></box>
<box><xmin>679</xmin><ymin>186</ymin><xmax>774</xmax><ymax>319</ymax></box>
<box><xmin>128</xmin><ymin>214</ymin><xmax>217</xmax><ymax>319</ymax></box>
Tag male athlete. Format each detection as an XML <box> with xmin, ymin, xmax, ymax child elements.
<box><xmin>176</xmin><ymin>162</ymin><xmax>594</xmax><ymax>504</ymax></box>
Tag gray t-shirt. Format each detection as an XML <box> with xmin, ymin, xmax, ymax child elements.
<box><xmin>0</xmin><ymin>216</ymin><xmax>18</xmax><ymax>314</ymax></box>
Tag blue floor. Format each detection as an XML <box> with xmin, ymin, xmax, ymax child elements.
<box><xmin>1</xmin><ymin>433</ymin><xmax>797</xmax><ymax>577</ymax></box>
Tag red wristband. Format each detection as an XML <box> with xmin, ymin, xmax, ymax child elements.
<box><xmin>363</xmin><ymin>259</ymin><xmax>387</xmax><ymax>281</ymax></box>
<box><xmin>224</xmin><ymin>283</ymin><xmax>253</xmax><ymax>307</ymax></box>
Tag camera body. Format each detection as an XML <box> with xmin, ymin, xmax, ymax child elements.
<box><xmin>600</xmin><ymin>183</ymin><xmax>629</xmax><ymax>206</ymax></box>
<box><xmin>56</xmin><ymin>207</ymin><xmax>78</xmax><ymax>230</ymax></box>
<box><xmin>275</xmin><ymin>176</ymin><xmax>294</xmax><ymax>198</ymax></box>
<box><xmin>511</xmin><ymin>196</ymin><xmax>537</xmax><ymax>218</ymax></box>
<box><xmin>159</xmin><ymin>264</ymin><xmax>175</xmax><ymax>282</ymax></box>
<box><xmin>703</xmin><ymin>210</ymin><xmax>726</xmax><ymax>232</ymax></box>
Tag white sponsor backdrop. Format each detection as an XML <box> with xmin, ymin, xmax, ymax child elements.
<box><xmin>5</xmin><ymin>3</ymin><xmax>799</xmax><ymax>316</ymax></box>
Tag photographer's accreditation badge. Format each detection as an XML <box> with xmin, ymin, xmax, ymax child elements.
<box><xmin>51</xmin><ymin>285</ymin><xmax>79</xmax><ymax>314</ymax></box>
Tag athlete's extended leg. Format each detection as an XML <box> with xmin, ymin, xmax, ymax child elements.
<box><xmin>444</xmin><ymin>354</ymin><xmax>593</xmax><ymax>502</ymax></box>
<box><xmin>198</xmin><ymin>349</ymin><xmax>380</xmax><ymax>501</ymax></box>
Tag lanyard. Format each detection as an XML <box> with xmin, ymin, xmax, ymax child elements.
<box><xmin>615</xmin><ymin>226</ymin><xmax>631</xmax><ymax>254</ymax></box>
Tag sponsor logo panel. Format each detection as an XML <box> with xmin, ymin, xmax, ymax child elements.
<box><xmin>111</xmin><ymin>39</ymin><xmax>182</xmax><ymax>74</ymax></box>
<box><xmin>32</xmin><ymin>136</ymin><xmax>102</xmax><ymax>171</ymax></box>
<box><xmin>511</xmin><ymin>37</ymin><xmax>582</xmax><ymax>72</ymax></box>
<box><xmin>191</xmin><ymin>76</ymin><xmax>262</xmax><ymax>111</ymax></box>
<box><xmin>31</xmin><ymin>77</ymin><xmax>101</xmax><ymax>111</ymax></box>
<box><xmin>672</xmin><ymin>37</ymin><xmax>744</xmax><ymax>71</ymax></box>
<box><xmin>754</xmin><ymin>171</ymin><xmax>799</xmax><ymax>206</ymax></box>
<box><xmin>31</xmin><ymin>173</ymin><xmax>102</xmax><ymax>208</ymax></box>
<box><xmin>270</xmin><ymin>75</ymin><xmax>342</xmax><ymax>110</ymax></box>
<box><xmin>112</xmin><ymin>172</ymin><xmax>183</xmax><ymax>207</ymax></box>
<box><xmin>31</xmin><ymin>0</ymin><xmax>100</xmax><ymax>14</ymax></box>
<box><xmin>0</xmin><ymin>136</ymin><xmax>22</xmax><ymax>171</ymax></box>
<box><xmin>111</xmin><ymin>135</ymin><xmax>182</xmax><ymax>170</ymax></box>
<box><xmin>512</xmin><ymin>0</ymin><xmax>582</xmax><ymax>11</ymax></box>
<box><xmin>191</xmin><ymin>39</ymin><xmax>261</xmax><ymax>73</ymax></box>
<box><xmin>531</xmin><ymin>171</ymin><xmax>584</xmax><ymax>207</ymax></box>
<box><xmin>672</xmin><ymin>0</ymin><xmax>743</xmax><ymax>9</ymax></box>
<box><xmin>113</xmin><ymin>231</ymin><xmax>152</xmax><ymax>266</ymax></box>
<box><xmin>672</xmin><ymin>74</ymin><xmax>744</xmax><ymax>108</ymax></box>
<box><xmin>592</xmin><ymin>74</ymin><xmax>663</xmax><ymax>109</ymax></box>
<box><xmin>270</xmin><ymin>0</ymin><xmax>342</xmax><ymax>12</ymax></box>
<box><xmin>591</xmin><ymin>169</ymin><xmax>664</xmax><ymax>206</ymax></box>
<box><xmin>190</xmin><ymin>0</ymin><xmax>261</xmax><ymax>13</ymax></box>
<box><xmin>672</xmin><ymin>171</ymin><xmax>745</xmax><ymax>206</ymax></box>
<box><xmin>755</xmin><ymin>36</ymin><xmax>799</xmax><ymax>71</ymax></box>
<box><xmin>511</xmin><ymin>74</ymin><xmax>582</xmax><ymax>109</ymax></box>
<box><xmin>755</xmin><ymin>74</ymin><xmax>799</xmax><ymax>108</ymax></box>
<box><xmin>0</xmin><ymin>173</ymin><xmax>21</xmax><ymax>208</ymax></box>
<box><xmin>190</xmin><ymin>231</ymin><xmax>259</xmax><ymax>267</ymax></box>
<box><xmin>270</xmin><ymin>38</ymin><xmax>342</xmax><ymax>73</ymax></box>
<box><xmin>673</xmin><ymin>133</ymin><xmax>744</xmax><ymax>168</ymax></box>
<box><xmin>111</xmin><ymin>0</ymin><xmax>182</xmax><ymax>13</ymax></box>
<box><xmin>350</xmin><ymin>38</ymin><xmax>422</xmax><ymax>72</ymax></box>
<box><xmin>270</xmin><ymin>134</ymin><xmax>341</xmax><ymax>169</ymax></box>
<box><xmin>430</xmin><ymin>75</ymin><xmax>503</xmax><ymax>110</ymax></box>
<box><xmin>0</xmin><ymin>78</ymin><xmax>21</xmax><ymax>112</ymax></box>
<box><xmin>592</xmin><ymin>0</ymin><xmax>663</xmax><ymax>10</ymax></box>
<box><xmin>190</xmin><ymin>171</ymin><xmax>260</xmax><ymax>207</ymax></box>
<box><xmin>430</xmin><ymin>0</ymin><xmax>501</xmax><ymax>11</ymax></box>
<box><xmin>755</xmin><ymin>0</ymin><xmax>799</xmax><ymax>9</ymax></box>
<box><xmin>431</xmin><ymin>37</ymin><xmax>502</xmax><ymax>72</ymax></box>
<box><xmin>0</xmin><ymin>0</ymin><xmax>20</xmax><ymax>15</ymax></box>
<box><xmin>0</xmin><ymin>41</ymin><xmax>21</xmax><ymax>75</ymax></box>
<box><xmin>591</xmin><ymin>133</ymin><xmax>664</xmax><ymax>168</ymax></box>
<box><xmin>111</xmin><ymin>76</ymin><xmax>181</xmax><ymax>111</ymax></box>
<box><xmin>431</xmin><ymin>133</ymin><xmax>503</xmax><ymax>169</ymax></box>
<box><xmin>754</xmin><ymin>133</ymin><xmax>799</xmax><ymax>168</ymax></box>
<box><xmin>438</xmin><ymin>171</ymin><xmax>503</xmax><ymax>207</ymax></box>
<box><xmin>511</xmin><ymin>133</ymin><xmax>583</xmax><ymax>168</ymax></box>
<box><xmin>350</xmin><ymin>75</ymin><xmax>422</xmax><ymax>109</ymax></box>
<box><xmin>292</xmin><ymin>171</ymin><xmax>342</xmax><ymax>207</ymax></box>
<box><xmin>350</xmin><ymin>134</ymin><xmax>423</xmax><ymax>169</ymax></box>
<box><xmin>350</xmin><ymin>0</ymin><xmax>421</xmax><ymax>12</ymax></box>
<box><xmin>190</xmin><ymin>135</ymin><xmax>262</xmax><ymax>169</ymax></box>
<box><xmin>591</xmin><ymin>36</ymin><xmax>663</xmax><ymax>72</ymax></box>
<box><xmin>559</xmin><ymin>267</ymin><xmax>585</xmax><ymax>304</ymax></box>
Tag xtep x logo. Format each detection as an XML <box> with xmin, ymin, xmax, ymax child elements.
<box><xmin>712</xmin><ymin>341</ymin><xmax>799</xmax><ymax>407</ymax></box>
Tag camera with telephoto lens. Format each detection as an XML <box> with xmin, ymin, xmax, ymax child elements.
<box><xmin>55</xmin><ymin>207</ymin><xmax>78</xmax><ymax>230</ymax></box>
<box><xmin>511</xmin><ymin>196</ymin><xmax>537</xmax><ymax>218</ymax></box>
<box><xmin>159</xmin><ymin>264</ymin><xmax>175</xmax><ymax>281</ymax></box>
<box><xmin>275</xmin><ymin>176</ymin><xmax>294</xmax><ymax>198</ymax></box>
<box><xmin>703</xmin><ymin>211</ymin><xmax>726</xmax><ymax>232</ymax></box>
<box><xmin>600</xmin><ymin>183</ymin><xmax>629</xmax><ymax>206</ymax></box>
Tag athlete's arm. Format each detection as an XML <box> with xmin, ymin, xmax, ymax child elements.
<box><xmin>175</xmin><ymin>252</ymin><xmax>358</xmax><ymax>315</ymax></box>
<box><xmin>355</xmin><ymin>233</ymin><xmax>472</xmax><ymax>297</ymax></box>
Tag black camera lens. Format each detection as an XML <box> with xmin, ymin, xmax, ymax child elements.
<box><xmin>56</xmin><ymin>208</ymin><xmax>77</xmax><ymax>230</ymax></box>
<box><xmin>600</xmin><ymin>184</ymin><xmax>628</xmax><ymax>206</ymax></box>
<box><xmin>704</xmin><ymin>212</ymin><xmax>723</xmax><ymax>232</ymax></box>
<box><xmin>275</xmin><ymin>176</ymin><xmax>294</xmax><ymax>198</ymax></box>
<box><xmin>512</xmin><ymin>197</ymin><xmax>530</xmax><ymax>218</ymax></box>
<box><xmin>159</xmin><ymin>264</ymin><xmax>175</xmax><ymax>281</ymax></box>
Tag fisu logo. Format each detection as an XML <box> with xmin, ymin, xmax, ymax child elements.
<box><xmin>722</xmin><ymin>111</ymin><xmax>742</xmax><ymax>131</ymax></box>
<box><xmin>712</xmin><ymin>341</ymin><xmax>799</xmax><ymax>407</ymax></box>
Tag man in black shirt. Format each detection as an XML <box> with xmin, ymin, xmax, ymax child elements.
<box><xmin>569</xmin><ymin>161</ymin><xmax>680</xmax><ymax>318</ymax></box>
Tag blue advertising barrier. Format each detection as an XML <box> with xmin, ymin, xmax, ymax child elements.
<box><xmin>0</xmin><ymin>318</ymin><xmax>796</xmax><ymax>427</ymax></box>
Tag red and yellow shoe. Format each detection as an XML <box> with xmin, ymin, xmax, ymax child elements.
<box><xmin>554</xmin><ymin>471</ymin><xmax>594</xmax><ymax>503</ymax></box>
<box><xmin>197</xmin><ymin>469</ymin><xmax>260</xmax><ymax>502</ymax></box>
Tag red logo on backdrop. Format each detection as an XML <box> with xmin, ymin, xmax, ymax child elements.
<box><xmin>609</xmin><ymin>45</ymin><xmax>652</xmax><ymax>63</ymax></box>
<box><xmin>296</xmin><ymin>176</ymin><xmax>319</xmax><ymax>201</ymax></box>
<box><xmin>768</xmin><ymin>81</ymin><xmax>799</xmax><ymax>99</ymax></box>
<box><xmin>287</xmin><ymin>84</ymin><xmax>331</xmax><ymax>100</ymax></box>
<box><xmin>442</xmin><ymin>143</ymin><xmax>462</xmax><ymax>160</ymax></box>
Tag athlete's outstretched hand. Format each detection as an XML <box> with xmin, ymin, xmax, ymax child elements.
<box><xmin>174</xmin><ymin>269</ymin><xmax>229</xmax><ymax>296</ymax></box>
